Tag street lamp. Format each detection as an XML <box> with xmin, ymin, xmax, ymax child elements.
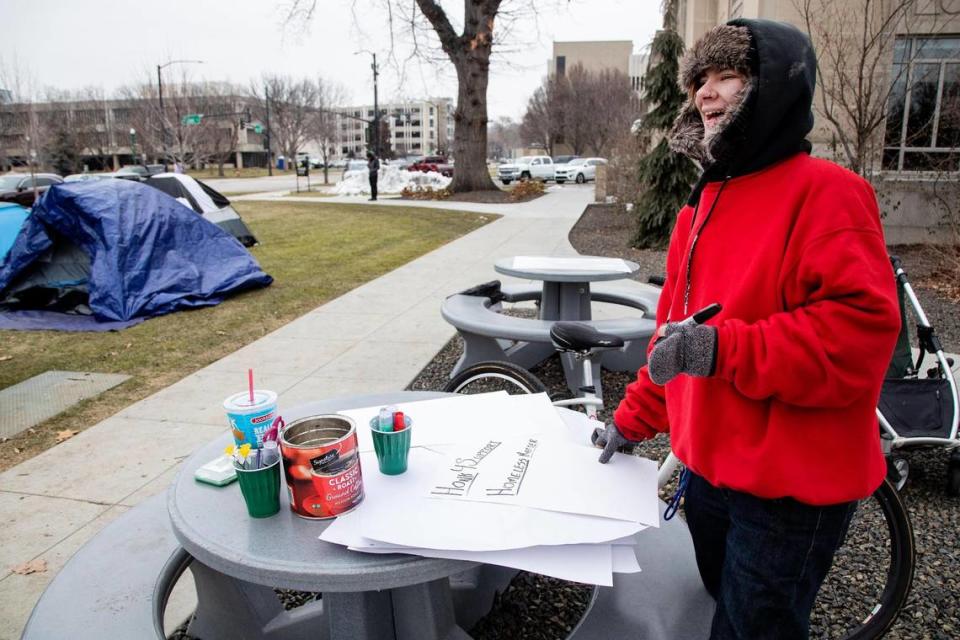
<box><xmin>157</xmin><ymin>59</ymin><xmax>204</xmax><ymax>167</ymax></box>
<box><xmin>129</xmin><ymin>128</ymin><xmax>138</xmax><ymax>163</ymax></box>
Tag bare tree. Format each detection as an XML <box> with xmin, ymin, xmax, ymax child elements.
<box><xmin>73</xmin><ymin>86</ymin><xmax>115</xmax><ymax>171</ymax></box>
<box><xmin>581</xmin><ymin>69</ymin><xmax>639</xmax><ymax>157</ymax></box>
<box><xmin>282</xmin><ymin>1</ymin><xmax>568</xmax><ymax>193</ymax></box>
<box><xmin>562</xmin><ymin>65</ymin><xmax>593</xmax><ymax>155</ymax></box>
<box><xmin>249</xmin><ymin>75</ymin><xmax>319</xmax><ymax>169</ymax></box>
<box><xmin>191</xmin><ymin>83</ymin><xmax>244</xmax><ymax>177</ymax></box>
<box><xmin>488</xmin><ymin>115</ymin><xmax>520</xmax><ymax>159</ymax></box>
<box><xmin>794</xmin><ymin>0</ymin><xmax>940</xmax><ymax>175</ymax></box>
<box><xmin>0</xmin><ymin>56</ymin><xmax>52</xmax><ymax>171</ymax></box>
<box><xmin>521</xmin><ymin>66</ymin><xmax>639</xmax><ymax>157</ymax></box>
<box><xmin>306</xmin><ymin>78</ymin><xmax>347</xmax><ymax>184</ymax></box>
<box><xmin>520</xmin><ymin>76</ymin><xmax>568</xmax><ymax>155</ymax></box>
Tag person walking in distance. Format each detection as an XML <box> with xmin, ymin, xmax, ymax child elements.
<box><xmin>367</xmin><ymin>151</ymin><xmax>380</xmax><ymax>201</ymax></box>
<box><xmin>593</xmin><ymin>19</ymin><xmax>901</xmax><ymax>640</ymax></box>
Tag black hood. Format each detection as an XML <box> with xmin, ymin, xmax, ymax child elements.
<box><xmin>669</xmin><ymin>19</ymin><xmax>818</xmax><ymax>203</ymax></box>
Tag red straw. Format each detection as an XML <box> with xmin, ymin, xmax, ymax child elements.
<box><xmin>248</xmin><ymin>368</ymin><xmax>255</xmax><ymax>404</ymax></box>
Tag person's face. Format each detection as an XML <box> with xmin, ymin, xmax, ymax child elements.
<box><xmin>694</xmin><ymin>68</ymin><xmax>746</xmax><ymax>134</ymax></box>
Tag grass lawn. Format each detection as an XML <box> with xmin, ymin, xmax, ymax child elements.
<box><xmin>0</xmin><ymin>200</ymin><xmax>496</xmax><ymax>471</ymax></box>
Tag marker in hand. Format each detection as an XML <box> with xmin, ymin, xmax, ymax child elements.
<box><xmin>656</xmin><ymin>303</ymin><xmax>722</xmax><ymax>342</ymax></box>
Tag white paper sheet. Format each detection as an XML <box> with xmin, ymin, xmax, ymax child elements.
<box><xmin>426</xmin><ymin>437</ymin><xmax>660</xmax><ymax>525</ymax></box>
<box><xmin>612</xmin><ymin>545</ymin><xmax>642</xmax><ymax>574</ymax></box>
<box><xmin>512</xmin><ymin>256</ymin><xmax>633</xmax><ymax>273</ymax></box>
<box><xmin>323</xmin><ymin>512</ymin><xmax>616</xmax><ymax>586</ymax></box>
<box><xmin>319</xmin><ymin>449</ymin><xmax>646</xmax><ymax>551</ymax></box>
<box><xmin>339</xmin><ymin>392</ymin><xmax>568</xmax><ymax>452</ymax></box>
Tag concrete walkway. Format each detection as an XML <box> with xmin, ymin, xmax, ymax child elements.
<box><xmin>0</xmin><ymin>186</ymin><xmax>654</xmax><ymax>638</ymax></box>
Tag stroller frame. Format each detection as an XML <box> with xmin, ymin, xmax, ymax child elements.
<box><xmin>878</xmin><ymin>256</ymin><xmax>960</xmax><ymax>493</ymax></box>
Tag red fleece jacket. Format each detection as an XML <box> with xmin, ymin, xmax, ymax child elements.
<box><xmin>614</xmin><ymin>153</ymin><xmax>900</xmax><ymax>505</ymax></box>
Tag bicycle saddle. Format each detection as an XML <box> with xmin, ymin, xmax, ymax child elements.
<box><xmin>550</xmin><ymin>322</ymin><xmax>625</xmax><ymax>353</ymax></box>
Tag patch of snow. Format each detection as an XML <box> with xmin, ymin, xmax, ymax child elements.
<box><xmin>334</xmin><ymin>165</ymin><xmax>452</xmax><ymax>196</ymax></box>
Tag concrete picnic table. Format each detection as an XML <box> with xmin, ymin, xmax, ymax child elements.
<box><xmin>445</xmin><ymin>255</ymin><xmax>654</xmax><ymax>395</ymax></box>
<box><xmin>23</xmin><ymin>391</ymin><xmax>713</xmax><ymax>640</ymax></box>
<box><xmin>494</xmin><ymin>255</ymin><xmax>642</xmax><ymax>322</ymax></box>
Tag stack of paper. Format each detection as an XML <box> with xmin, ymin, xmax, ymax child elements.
<box><xmin>321</xmin><ymin>393</ymin><xmax>660</xmax><ymax>586</ymax></box>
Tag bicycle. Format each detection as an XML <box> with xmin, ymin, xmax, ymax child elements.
<box><xmin>442</xmin><ymin>320</ymin><xmax>916</xmax><ymax>640</ymax></box>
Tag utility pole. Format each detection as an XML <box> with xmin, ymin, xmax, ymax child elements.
<box><xmin>265</xmin><ymin>84</ymin><xmax>273</xmax><ymax>176</ymax></box>
<box><xmin>372</xmin><ymin>53</ymin><xmax>380</xmax><ymax>158</ymax></box>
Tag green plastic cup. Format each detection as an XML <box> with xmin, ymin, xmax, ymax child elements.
<box><xmin>235</xmin><ymin>459</ymin><xmax>281</xmax><ymax>518</ymax></box>
<box><xmin>371</xmin><ymin>422</ymin><xmax>412</xmax><ymax>475</ymax></box>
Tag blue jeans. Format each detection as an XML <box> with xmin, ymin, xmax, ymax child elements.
<box><xmin>684</xmin><ymin>472</ymin><xmax>857</xmax><ymax>640</ymax></box>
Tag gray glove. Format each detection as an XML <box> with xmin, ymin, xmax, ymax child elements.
<box><xmin>593</xmin><ymin>423</ymin><xmax>640</xmax><ymax>464</ymax></box>
<box><xmin>648</xmin><ymin>322</ymin><xmax>718</xmax><ymax>386</ymax></box>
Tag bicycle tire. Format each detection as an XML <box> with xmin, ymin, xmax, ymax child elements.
<box><xmin>811</xmin><ymin>477</ymin><xmax>915</xmax><ymax>639</ymax></box>
<box><xmin>442</xmin><ymin>361</ymin><xmax>547</xmax><ymax>396</ymax></box>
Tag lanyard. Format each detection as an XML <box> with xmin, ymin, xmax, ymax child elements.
<box><xmin>682</xmin><ymin>178</ymin><xmax>730</xmax><ymax>315</ymax></box>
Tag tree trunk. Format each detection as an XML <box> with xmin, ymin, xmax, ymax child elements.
<box><xmin>450</xmin><ymin>53</ymin><xmax>498</xmax><ymax>192</ymax></box>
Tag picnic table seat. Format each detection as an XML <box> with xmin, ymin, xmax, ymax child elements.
<box><xmin>442</xmin><ymin>281</ymin><xmax>657</xmax><ymax>397</ymax></box>
<box><xmin>22</xmin><ymin>492</ymin><xmax>189</xmax><ymax>640</ymax></box>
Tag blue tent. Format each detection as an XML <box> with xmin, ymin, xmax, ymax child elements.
<box><xmin>0</xmin><ymin>180</ymin><xmax>272</xmax><ymax>331</ymax></box>
<box><xmin>0</xmin><ymin>202</ymin><xmax>30</xmax><ymax>263</ymax></box>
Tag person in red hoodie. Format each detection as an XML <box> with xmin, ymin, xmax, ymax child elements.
<box><xmin>594</xmin><ymin>19</ymin><xmax>901</xmax><ymax>640</ymax></box>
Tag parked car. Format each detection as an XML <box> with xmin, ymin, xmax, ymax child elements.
<box><xmin>296</xmin><ymin>153</ymin><xmax>323</xmax><ymax>170</ymax></box>
<box><xmin>409</xmin><ymin>155</ymin><xmax>454</xmax><ymax>177</ymax></box>
<box><xmin>395</xmin><ymin>156</ymin><xmax>423</xmax><ymax>170</ymax></box>
<box><xmin>551</xmin><ymin>155</ymin><xmax>580</xmax><ymax>166</ymax></box>
<box><xmin>111</xmin><ymin>164</ymin><xmax>166</xmax><ymax>181</ymax></box>
<box><xmin>497</xmin><ymin>155</ymin><xmax>553</xmax><ymax>184</ymax></box>
<box><xmin>0</xmin><ymin>173</ymin><xmax>64</xmax><ymax>206</ymax></box>
<box><xmin>554</xmin><ymin>157</ymin><xmax>607</xmax><ymax>184</ymax></box>
<box><xmin>64</xmin><ymin>173</ymin><xmax>112</xmax><ymax>183</ymax></box>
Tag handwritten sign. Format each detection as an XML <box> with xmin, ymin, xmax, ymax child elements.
<box><xmin>427</xmin><ymin>437</ymin><xmax>658</xmax><ymax>524</ymax></box>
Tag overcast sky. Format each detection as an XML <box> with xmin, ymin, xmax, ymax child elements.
<box><xmin>1</xmin><ymin>0</ymin><xmax>661</xmax><ymax>120</ymax></box>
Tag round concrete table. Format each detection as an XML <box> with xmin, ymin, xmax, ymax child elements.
<box><xmin>494</xmin><ymin>255</ymin><xmax>641</xmax><ymax>322</ymax></box>
<box><xmin>169</xmin><ymin>392</ymin><xmax>505</xmax><ymax>640</ymax></box>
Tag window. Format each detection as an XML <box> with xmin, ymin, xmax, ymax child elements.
<box><xmin>884</xmin><ymin>36</ymin><xmax>960</xmax><ymax>171</ymax></box>
<box><xmin>556</xmin><ymin>55</ymin><xmax>566</xmax><ymax>77</ymax></box>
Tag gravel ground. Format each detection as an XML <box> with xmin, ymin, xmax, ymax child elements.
<box><xmin>172</xmin><ymin>204</ymin><xmax>959</xmax><ymax>639</ymax></box>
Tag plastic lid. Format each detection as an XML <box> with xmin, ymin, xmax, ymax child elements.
<box><xmin>223</xmin><ymin>389</ymin><xmax>278</xmax><ymax>412</ymax></box>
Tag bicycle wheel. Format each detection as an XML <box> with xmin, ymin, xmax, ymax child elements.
<box><xmin>443</xmin><ymin>361</ymin><xmax>547</xmax><ymax>396</ymax></box>
<box><xmin>810</xmin><ymin>478</ymin><xmax>915</xmax><ymax>639</ymax></box>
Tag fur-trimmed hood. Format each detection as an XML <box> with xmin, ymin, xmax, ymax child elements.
<box><xmin>669</xmin><ymin>19</ymin><xmax>817</xmax><ymax>199</ymax></box>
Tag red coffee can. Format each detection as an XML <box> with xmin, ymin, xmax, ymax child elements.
<box><xmin>279</xmin><ymin>414</ymin><xmax>364</xmax><ymax>519</ymax></box>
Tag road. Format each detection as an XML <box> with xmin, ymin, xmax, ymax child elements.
<box><xmin>204</xmin><ymin>171</ymin><xmax>345</xmax><ymax>194</ymax></box>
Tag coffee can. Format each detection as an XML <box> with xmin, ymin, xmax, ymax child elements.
<box><xmin>279</xmin><ymin>414</ymin><xmax>364</xmax><ymax>519</ymax></box>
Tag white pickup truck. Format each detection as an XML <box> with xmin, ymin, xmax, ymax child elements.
<box><xmin>497</xmin><ymin>155</ymin><xmax>554</xmax><ymax>184</ymax></box>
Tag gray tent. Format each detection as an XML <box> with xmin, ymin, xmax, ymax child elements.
<box><xmin>146</xmin><ymin>173</ymin><xmax>258</xmax><ymax>247</ymax></box>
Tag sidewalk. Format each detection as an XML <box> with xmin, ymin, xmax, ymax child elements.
<box><xmin>0</xmin><ymin>187</ymin><xmax>652</xmax><ymax>638</ymax></box>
